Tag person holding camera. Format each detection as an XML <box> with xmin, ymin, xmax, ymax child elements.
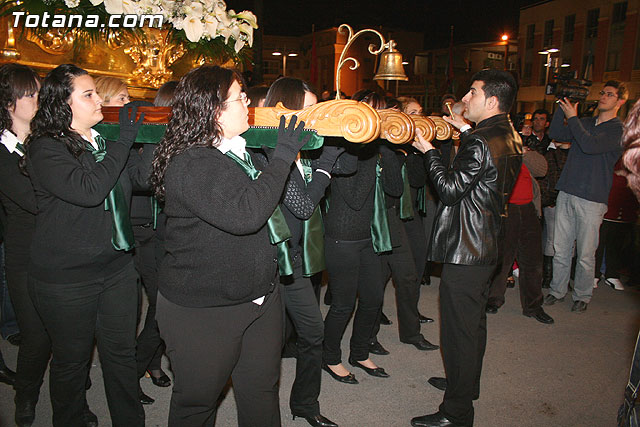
<box><xmin>543</xmin><ymin>80</ymin><xmax>627</xmax><ymax>313</ymax></box>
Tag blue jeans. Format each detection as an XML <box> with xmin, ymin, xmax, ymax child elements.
<box><xmin>549</xmin><ymin>191</ymin><xmax>607</xmax><ymax>303</ymax></box>
<box><xmin>0</xmin><ymin>243</ymin><xmax>20</xmax><ymax>339</ymax></box>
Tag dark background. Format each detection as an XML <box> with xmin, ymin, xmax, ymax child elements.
<box><xmin>231</xmin><ymin>0</ymin><xmax>545</xmax><ymax>47</ymax></box>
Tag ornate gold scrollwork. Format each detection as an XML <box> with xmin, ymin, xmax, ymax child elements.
<box><xmin>125</xmin><ymin>28</ymin><xmax>186</xmax><ymax>88</ymax></box>
<box><xmin>428</xmin><ymin>115</ymin><xmax>454</xmax><ymax>141</ymax></box>
<box><xmin>412</xmin><ymin>116</ymin><xmax>437</xmax><ymax>143</ymax></box>
<box><xmin>26</xmin><ymin>28</ymin><xmax>75</xmax><ymax>55</ymax></box>
<box><xmin>378</xmin><ymin>109</ymin><xmax>415</xmax><ymax>144</ymax></box>
<box><xmin>251</xmin><ymin>99</ymin><xmax>381</xmax><ymax>143</ymax></box>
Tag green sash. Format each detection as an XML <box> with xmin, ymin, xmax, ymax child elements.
<box><xmin>370</xmin><ymin>157</ymin><xmax>392</xmax><ymax>254</ymax></box>
<box><xmin>399</xmin><ymin>163</ymin><xmax>414</xmax><ymax>220</ymax></box>
<box><xmin>151</xmin><ymin>196</ymin><xmax>161</xmax><ymax>230</ymax></box>
<box><xmin>15</xmin><ymin>141</ymin><xmax>25</xmax><ymax>156</ymax></box>
<box><xmin>299</xmin><ymin>159</ymin><xmax>326</xmax><ymax>277</ymax></box>
<box><xmin>87</xmin><ymin>135</ymin><xmax>135</xmax><ymax>251</ymax></box>
<box><xmin>225</xmin><ymin>151</ymin><xmax>294</xmax><ymax>276</ymax></box>
<box><xmin>417</xmin><ymin>185</ymin><xmax>428</xmax><ymax>215</ymax></box>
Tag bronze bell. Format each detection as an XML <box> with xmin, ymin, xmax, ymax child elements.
<box><xmin>373</xmin><ymin>40</ymin><xmax>408</xmax><ymax>81</ymax></box>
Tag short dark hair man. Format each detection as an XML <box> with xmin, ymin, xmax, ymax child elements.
<box><xmin>543</xmin><ymin>80</ymin><xmax>627</xmax><ymax>313</ymax></box>
<box><xmin>526</xmin><ymin>109</ymin><xmax>551</xmax><ymax>153</ymax></box>
<box><xmin>411</xmin><ymin>69</ymin><xmax>522</xmax><ymax>427</ymax></box>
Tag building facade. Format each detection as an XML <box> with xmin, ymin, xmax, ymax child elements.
<box><xmin>518</xmin><ymin>0</ymin><xmax>640</xmax><ymax>114</ymax></box>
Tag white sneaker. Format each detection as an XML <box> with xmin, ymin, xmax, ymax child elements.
<box><xmin>593</xmin><ymin>278</ymin><xmax>600</xmax><ymax>289</ymax></box>
<box><xmin>605</xmin><ymin>278</ymin><xmax>624</xmax><ymax>291</ymax></box>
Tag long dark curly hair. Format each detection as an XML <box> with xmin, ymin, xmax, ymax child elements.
<box><xmin>622</xmin><ymin>100</ymin><xmax>640</xmax><ymax>201</ymax></box>
<box><xmin>25</xmin><ymin>64</ymin><xmax>89</xmax><ymax>161</ymax></box>
<box><xmin>151</xmin><ymin>65</ymin><xmax>242</xmax><ymax>201</ymax></box>
<box><xmin>0</xmin><ymin>63</ymin><xmax>41</xmax><ymax>135</ymax></box>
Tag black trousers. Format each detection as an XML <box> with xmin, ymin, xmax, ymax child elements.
<box><xmin>487</xmin><ymin>203</ymin><xmax>544</xmax><ymax>315</ymax></box>
<box><xmin>133</xmin><ymin>225</ymin><xmax>164</xmax><ymax>377</ymax></box>
<box><xmin>439</xmin><ymin>263</ymin><xmax>495</xmax><ymax>427</ymax></box>
<box><xmin>595</xmin><ymin>220</ymin><xmax>634</xmax><ymax>280</ymax></box>
<box><xmin>371</xmin><ymin>220</ymin><xmax>422</xmax><ymax>343</ymax></box>
<box><xmin>6</xmin><ymin>269</ymin><xmax>51</xmax><ymax>403</ymax></box>
<box><xmin>422</xmin><ymin>199</ymin><xmax>439</xmax><ymax>277</ymax></box>
<box><xmin>404</xmin><ymin>214</ymin><xmax>428</xmax><ymax>283</ymax></box>
<box><xmin>157</xmin><ymin>285</ymin><xmax>283</xmax><ymax>427</ymax></box>
<box><xmin>281</xmin><ymin>264</ymin><xmax>324</xmax><ymax>417</ymax></box>
<box><xmin>323</xmin><ymin>237</ymin><xmax>383</xmax><ymax>364</ymax></box>
<box><xmin>29</xmin><ymin>262</ymin><xmax>143</xmax><ymax>427</ymax></box>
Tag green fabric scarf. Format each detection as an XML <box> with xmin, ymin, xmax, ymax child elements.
<box><xmin>299</xmin><ymin>158</ymin><xmax>326</xmax><ymax>277</ymax></box>
<box><xmin>86</xmin><ymin>134</ymin><xmax>135</xmax><ymax>251</ymax></box>
<box><xmin>225</xmin><ymin>150</ymin><xmax>294</xmax><ymax>276</ymax></box>
<box><xmin>399</xmin><ymin>163</ymin><xmax>414</xmax><ymax>220</ymax></box>
<box><xmin>417</xmin><ymin>185</ymin><xmax>428</xmax><ymax>215</ymax></box>
<box><xmin>370</xmin><ymin>157</ymin><xmax>392</xmax><ymax>254</ymax></box>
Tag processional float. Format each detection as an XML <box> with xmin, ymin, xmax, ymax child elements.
<box><xmin>97</xmin><ymin>24</ymin><xmax>457</xmax><ymax>148</ymax></box>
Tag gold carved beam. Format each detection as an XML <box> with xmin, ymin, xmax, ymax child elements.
<box><xmin>101</xmin><ymin>100</ymin><xmax>457</xmax><ymax>146</ymax></box>
<box><xmin>250</xmin><ymin>99</ymin><xmax>381</xmax><ymax>143</ymax></box>
<box><xmin>378</xmin><ymin>109</ymin><xmax>415</xmax><ymax>145</ymax></box>
<box><xmin>249</xmin><ymin>101</ymin><xmax>456</xmax><ymax>145</ymax></box>
<box><xmin>413</xmin><ymin>116</ymin><xmax>437</xmax><ymax>143</ymax></box>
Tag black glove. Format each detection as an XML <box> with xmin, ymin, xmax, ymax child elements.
<box><xmin>313</xmin><ymin>145</ymin><xmax>345</xmax><ymax>173</ymax></box>
<box><xmin>272</xmin><ymin>115</ymin><xmax>311</xmax><ymax>163</ymax></box>
<box><xmin>117</xmin><ymin>103</ymin><xmax>145</xmax><ymax>147</ymax></box>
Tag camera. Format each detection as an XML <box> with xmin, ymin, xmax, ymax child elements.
<box><xmin>545</xmin><ymin>69</ymin><xmax>592</xmax><ymax>102</ymax></box>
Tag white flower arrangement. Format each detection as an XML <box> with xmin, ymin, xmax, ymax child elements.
<box><xmin>87</xmin><ymin>0</ymin><xmax>257</xmax><ymax>52</ymax></box>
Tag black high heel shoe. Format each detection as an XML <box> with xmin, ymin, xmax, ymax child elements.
<box><xmin>292</xmin><ymin>413</ymin><xmax>339</xmax><ymax>427</ymax></box>
<box><xmin>146</xmin><ymin>369</ymin><xmax>171</xmax><ymax>387</ymax></box>
<box><xmin>348</xmin><ymin>357</ymin><xmax>389</xmax><ymax>378</ymax></box>
<box><xmin>321</xmin><ymin>363</ymin><xmax>358</xmax><ymax>384</ymax></box>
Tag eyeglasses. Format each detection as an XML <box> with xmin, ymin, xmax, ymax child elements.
<box><xmin>599</xmin><ymin>90</ymin><xmax>618</xmax><ymax>98</ymax></box>
<box><xmin>224</xmin><ymin>92</ymin><xmax>250</xmax><ymax>106</ymax></box>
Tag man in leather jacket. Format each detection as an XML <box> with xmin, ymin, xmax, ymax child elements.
<box><xmin>410</xmin><ymin>69</ymin><xmax>522</xmax><ymax>427</ymax></box>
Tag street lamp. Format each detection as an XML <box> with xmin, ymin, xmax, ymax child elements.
<box><xmin>501</xmin><ymin>34</ymin><xmax>509</xmax><ymax>70</ymax></box>
<box><xmin>272</xmin><ymin>49</ymin><xmax>298</xmax><ymax>77</ymax></box>
<box><xmin>538</xmin><ymin>47</ymin><xmax>559</xmax><ymax>109</ymax></box>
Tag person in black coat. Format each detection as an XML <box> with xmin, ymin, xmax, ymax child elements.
<box><xmin>25</xmin><ymin>64</ymin><xmax>146</xmax><ymax>427</ymax></box>
<box><xmin>150</xmin><ymin>66</ymin><xmax>310</xmax><ymax>427</ymax></box>
<box><xmin>258</xmin><ymin>77</ymin><xmax>342</xmax><ymax>427</ymax></box>
<box><xmin>411</xmin><ymin>69</ymin><xmax>522</xmax><ymax>427</ymax></box>
<box><xmin>322</xmin><ymin>90</ymin><xmax>395</xmax><ymax>383</ymax></box>
<box><xmin>0</xmin><ymin>63</ymin><xmax>61</xmax><ymax>427</ymax></box>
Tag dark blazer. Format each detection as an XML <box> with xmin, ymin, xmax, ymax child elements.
<box><xmin>0</xmin><ymin>145</ymin><xmax>36</xmax><ymax>270</ymax></box>
<box><xmin>425</xmin><ymin>113</ymin><xmax>522</xmax><ymax>265</ymax></box>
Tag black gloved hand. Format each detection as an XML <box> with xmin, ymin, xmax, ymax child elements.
<box><xmin>313</xmin><ymin>145</ymin><xmax>345</xmax><ymax>173</ymax></box>
<box><xmin>273</xmin><ymin>115</ymin><xmax>312</xmax><ymax>164</ymax></box>
<box><xmin>118</xmin><ymin>103</ymin><xmax>145</xmax><ymax>147</ymax></box>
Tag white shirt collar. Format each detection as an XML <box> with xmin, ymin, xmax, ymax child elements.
<box><xmin>548</xmin><ymin>141</ymin><xmax>557</xmax><ymax>150</ymax></box>
<box><xmin>216</xmin><ymin>135</ymin><xmax>247</xmax><ymax>159</ymax></box>
<box><xmin>80</xmin><ymin>129</ymin><xmax>101</xmax><ymax>151</ymax></box>
<box><xmin>0</xmin><ymin>129</ymin><xmax>23</xmax><ymax>156</ymax></box>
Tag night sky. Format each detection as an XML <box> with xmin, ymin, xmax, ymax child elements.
<box><xmin>231</xmin><ymin>0</ymin><xmax>543</xmax><ymax>48</ymax></box>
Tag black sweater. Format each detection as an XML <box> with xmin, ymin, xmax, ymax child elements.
<box><xmin>0</xmin><ymin>146</ymin><xmax>36</xmax><ymax>271</ymax></box>
<box><xmin>26</xmin><ymin>135</ymin><xmax>150</xmax><ymax>283</ymax></box>
<box><xmin>251</xmin><ymin>150</ymin><xmax>330</xmax><ymax>261</ymax></box>
<box><xmin>158</xmin><ymin>146</ymin><xmax>291</xmax><ymax>307</ymax></box>
<box><xmin>323</xmin><ymin>142</ymin><xmax>400</xmax><ymax>241</ymax></box>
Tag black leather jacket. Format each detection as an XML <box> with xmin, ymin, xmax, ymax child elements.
<box><xmin>425</xmin><ymin>113</ymin><xmax>522</xmax><ymax>265</ymax></box>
